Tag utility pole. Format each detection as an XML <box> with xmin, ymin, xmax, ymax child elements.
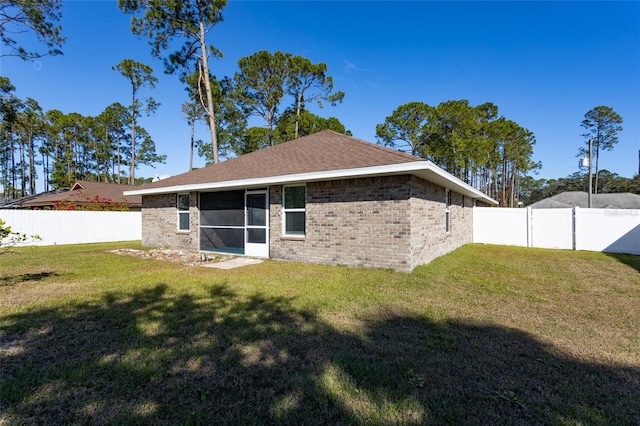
<box><xmin>588</xmin><ymin>137</ymin><xmax>593</xmax><ymax>208</ymax></box>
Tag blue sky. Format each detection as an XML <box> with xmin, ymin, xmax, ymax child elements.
<box><xmin>2</xmin><ymin>1</ymin><xmax>639</xmax><ymax>189</ymax></box>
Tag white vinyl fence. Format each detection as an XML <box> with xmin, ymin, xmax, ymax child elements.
<box><xmin>473</xmin><ymin>207</ymin><xmax>640</xmax><ymax>255</ymax></box>
<box><xmin>0</xmin><ymin>210</ymin><xmax>141</xmax><ymax>246</ymax></box>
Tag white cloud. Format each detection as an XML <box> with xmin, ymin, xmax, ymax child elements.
<box><xmin>343</xmin><ymin>60</ymin><xmax>370</xmax><ymax>73</ymax></box>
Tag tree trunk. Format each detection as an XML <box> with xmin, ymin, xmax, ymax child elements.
<box><xmin>11</xmin><ymin>138</ymin><xmax>17</xmax><ymax>198</ymax></box>
<box><xmin>67</xmin><ymin>138</ymin><xmax>73</xmax><ymax>185</ymax></box>
<box><xmin>42</xmin><ymin>149</ymin><xmax>48</xmax><ymax>192</ymax></box>
<box><xmin>129</xmin><ymin>95</ymin><xmax>136</xmax><ymax>185</ymax></box>
<box><xmin>189</xmin><ymin>119</ymin><xmax>195</xmax><ymax>171</ymax></box>
<box><xmin>4</xmin><ymin>130</ymin><xmax>13</xmax><ymax>200</ymax></box>
<box><xmin>20</xmin><ymin>134</ymin><xmax>27</xmax><ymax>197</ymax></box>
<box><xmin>117</xmin><ymin>139</ymin><xmax>121</xmax><ymax>184</ymax></box>
<box><xmin>295</xmin><ymin>92</ymin><xmax>303</xmax><ymax>139</ymax></box>
<box><xmin>28</xmin><ymin>129</ymin><xmax>36</xmax><ymax>195</ymax></box>
<box><xmin>104</xmin><ymin>127</ymin><xmax>109</xmax><ymax>182</ymax></box>
<box><xmin>594</xmin><ymin>143</ymin><xmax>600</xmax><ymax>194</ymax></box>
<box><xmin>198</xmin><ymin>20</ymin><xmax>219</xmax><ymax>164</ymax></box>
<box><xmin>268</xmin><ymin>108</ymin><xmax>275</xmax><ymax>146</ymax></box>
<box><xmin>501</xmin><ymin>156</ymin><xmax>507</xmax><ymax>207</ymax></box>
<box><xmin>509</xmin><ymin>168</ymin><xmax>516</xmax><ymax>208</ymax></box>
<box><xmin>3</xmin><ymin>130</ymin><xmax>11</xmax><ymax>201</ymax></box>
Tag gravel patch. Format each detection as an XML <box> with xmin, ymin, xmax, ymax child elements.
<box><xmin>108</xmin><ymin>249</ymin><xmax>236</xmax><ymax>267</ymax></box>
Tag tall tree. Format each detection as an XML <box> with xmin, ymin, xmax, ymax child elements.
<box><xmin>430</xmin><ymin>99</ymin><xmax>482</xmax><ymax>179</ymax></box>
<box><xmin>224</xmin><ymin>109</ymin><xmax>351</xmax><ymax>157</ymax></box>
<box><xmin>182</xmin><ymin>101</ymin><xmax>201</xmax><ymax>172</ymax></box>
<box><xmin>375</xmin><ymin>101</ymin><xmax>436</xmax><ymax>156</ymax></box>
<box><xmin>226</xmin><ymin>127</ymin><xmax>270</xmax><ymax>157</ymax></box>
<box><xmin>276</xmin><ymin>109</ymin><xmax>350</xmax><ymax>142</ymax></box>
<box><xmin>113</xmin><ymin>59</ymin><xmax>159</xmax><ymax>184</ymax></box>
<box><xmin>133</xmin><ymin>126</ymin><xmax>166</xmax><ymax>172</ymax></box>
<box><xmin>49</xmin><ymin>111</ymin><xmax>84</xmax><ymax>188</ymax></box>
<box><xmin>41</xmin><ymin>108</ymin><xmax>65</xmax><ymax>190</ymax></box>
<box><xmin>118</xmin><ymin>0</ymin><xmax>227</xmax><ymax>164</ymax></box>
<box><xmin>96</xmin><ymin>103</ymin><xmax>130</xmax><ymax>183</ymax></box>
<box><xmin>41</xmin><ymin>105</ymin><xmax>163</xmax><ymax>188</ymax></box>
<box><xmin>0</xmin><ymin>0</ymin><xmax>64</xmax><ymax>60</ymax></box>
<box><xmin>182</xmin><ymin>71</ymin><xmax>245</xmax><ymax>162</ymax></box>
<box><xmin>0</xmin><ymin>77</ymin><xmax>19</xmax><ymax>199</ymax></box>
<box><xmin>376</xmin><ymin>99</ymin><xmax>539</xmax><ymax>205</ymax></box>
<box><xmin>230</xmin><ymin>51</ymin><xmax>345</xmax><ymax>148</ymax></box>
<box><xmin>286</xmin><ymin>56</ymin><xmax>345</xmax><ymax>139</ymax></box>
<box><xmin>580</xmin><ymin>106</ymin><xmax>623</xmax><ymax>194</ymax></box>
<box><xmin>232</xmin><ymin>50</ymin><xmax>291</xmax><ymax>146</ymax></box>
<box><xmin>16</xmin><ymin>97</ymin><xmax>43</xmax><ymax>195</ymax></box>
<box><xmin>489</xmin><ymin>118</ymin><xmax>538</xmax><ymax>207</ymax></box>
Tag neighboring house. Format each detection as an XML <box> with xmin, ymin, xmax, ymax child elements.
<box><xmin>19</xmin><ymin>180</ymin><xmax>142</xmax><ymax>211</ymax></box>
<box><xmin>528</xmin><ymin>191</ymin><xmax>640</xmax><ymax>209</ymax></box>
<box><xmin>125</xmin><ymin>131</ymin><xmax>497</xmax><ymax>272</ymax></box>
<box><xmin>0</xmin><ymin>188</ymin><xmax>68</xmax><ymax>209</ymax></box>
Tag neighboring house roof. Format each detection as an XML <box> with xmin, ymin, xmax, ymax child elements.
<box><xmin>125</xmin><ymin>130</ymin><xmax>498</xmax><ymax>205</ymax></box>
<box><xmin>20</xmin><ymin>180</ymin><xmax>142</xmax><ymax>209</ymax></box>
<box><xmin>0</xmin><ymin>188</ymin><xmax>68</xmax><ymax>209</ymax></box>
<box><xmin>528</xmin><ymin>191</ymin><xmax>640</xmax><ymax>209</ymax></box>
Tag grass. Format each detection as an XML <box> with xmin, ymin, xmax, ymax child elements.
<box><xmin>1</xmin><ymin>242</ymin><xmax>639</xmax><ymax>425</ymax></box>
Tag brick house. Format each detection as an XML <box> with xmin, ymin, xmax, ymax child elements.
<box><xmin>125</xmin><ymin>131</ymin><xmax>497</xmax><ymax>272</ymax></box>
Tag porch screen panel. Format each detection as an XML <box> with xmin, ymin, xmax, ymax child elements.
<box><xmin>200</xmin><ymin>190</ymin><xmax>245</xmax><ymax>253</ymax></box>
<box><xmin>200</xmin><ymin>190</ymin><xmax>245</xmax><ymax>226</ymax></box>
<box><xmin>200</xmin><ymin>228</ymin><xmax>244</xmax><ymax>252</ymax></box>
<box><xmin>247</xmin><ymin>228</ymin><xmax>266</xmax><ymax>244</ymax></box>
<box><xmin>246</xmin><ymin>193</ymin><xmax>266</xmax><ymax>226</ymax></box>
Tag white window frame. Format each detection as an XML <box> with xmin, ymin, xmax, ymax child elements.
<box><xmin>177</xmin><ymin>193</ymin><xmax>190</xmax><ymax>232</ymax></box>
<box><xmin>282</xmin><ymin>185</ymin><xmax>306</xmax><ymax>237</ymax></box>
<box><xmin>445</xmin><ymin>188</ymin><xmax>451</xmax><ymax>234</ymax></box>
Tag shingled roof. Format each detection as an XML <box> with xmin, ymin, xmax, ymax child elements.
<box><xmin>528</xmin><ymin>191</ymin><xmax>640</xmax><ymax>209</ymax></box>
<box><xmin>126</xmin><ymin>130</ymin><xmax>497</xmax><ymax>205</ymax></box>
<box><xmin>21</xmin><ymin>180</ymin><xmax>141</xmax><ymax>209</ymax></box>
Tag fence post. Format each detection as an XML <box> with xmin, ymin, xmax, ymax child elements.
<box><xmin>572</xmin><ymin>206</ymin><xmax>580</xmax><ymax>250</ymax></box>
<box><xmin>574</xmin><ymin>206</ymin><xmax>582</xmax><ymax>251</ymax></box>
<box><xmin>527</xmin><ymin>207</ymin><xmax>533</xmax><ymax>248</ymax></box>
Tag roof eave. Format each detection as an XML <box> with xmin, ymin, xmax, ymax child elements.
<box><xmin>414</xmin><ymin>161</ymin><xmax>499</xmax><ymax>205</ymax></box>
<box><xmin>124</xmin><ymin>161</ymin><xmax>498</xmax><ymax>205</ymax></box>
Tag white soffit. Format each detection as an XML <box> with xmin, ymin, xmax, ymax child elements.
<box><xmin>124</xmin><ymin>161</ymin><xmax>498</xmax><ymax>205</ymax></box>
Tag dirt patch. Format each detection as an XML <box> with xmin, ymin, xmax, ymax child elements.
<box><xmin>108</xmin><ymin>249</ymin><xmax>236</xmax><ymax>267</ymax></box>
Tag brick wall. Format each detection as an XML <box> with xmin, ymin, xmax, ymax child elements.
<box><xmin>270</xmin><ymin>176</ymin><xmax>413</xmax><ymax>271</ymax></box>
<box><xmin>409</xmin><ymin>176</ymin><xmax>474</xmax><ymax>270</ymax></box>
<box><xmin>270</xmin><ymin>175</ymin><xmax>474</xmax><ymax>272</ymax></box>
<box><xmin>140</xmin><ymin>176</ymin><xmax>477</xmax><ymax>272</ymax></box>
<box><xmin>141</xmin><ymin>192</ymin><xmax>197</xmax><ymax>250</ymax></box>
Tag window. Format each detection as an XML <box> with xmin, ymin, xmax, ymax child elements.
<box><xmin>445</xmin><ymin>189</ymin><xmax>451</xmax><ymax>234</ymax></box>
<box><xmin>283</xmin><ymin>185</ymin><xmax>305</xmax><ymax>236</ymax></box>
<box><xmin>177</xmin><ymin>193</ymin><xmax>190</xmax><ymax>231</ymax></box>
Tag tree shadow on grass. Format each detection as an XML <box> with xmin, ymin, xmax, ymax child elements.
<box><xmin>606</xmin><ymin>252</ymin><xmax>640</xmax><ymax>274</ymax></box>
<box><xmin>0</xmin><ymin>271</ymin><xmax>58</xmax><ymax>287</ymax></box>
<box><xmin>1</xmin><ymin>283</ymin><xmax>638</xmax><ymax>425</ymax></box>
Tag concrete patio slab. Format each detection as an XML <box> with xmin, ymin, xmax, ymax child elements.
<box><xmin>204</xmin><ymin>257</ymin><xmax>264</xmax><ymax>270</ymax></box>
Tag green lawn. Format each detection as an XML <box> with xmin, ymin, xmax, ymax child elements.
<box><xmin>1</xmin><ymin>242</ymin><xmax>639</xmax><ymax>425</ymax></box>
